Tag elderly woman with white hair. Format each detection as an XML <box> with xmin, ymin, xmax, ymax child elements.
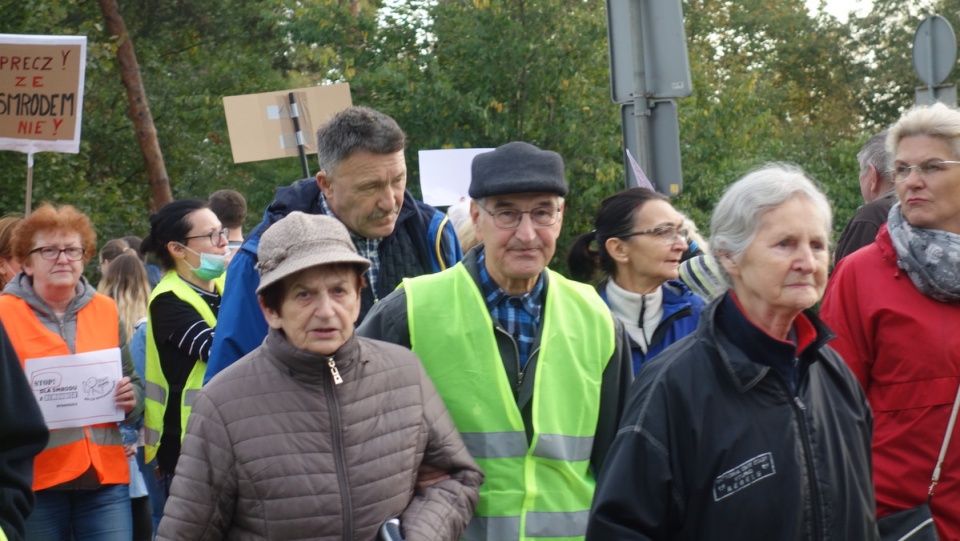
<box><xmin>586</xmin><ymin>164</ymin><xmax>877</xmax><ymax>540</ymax></box>
<box><xmin>821</xmin><ymin>103</ymin><xmax>960</xmax><ymax>541</ymax></box>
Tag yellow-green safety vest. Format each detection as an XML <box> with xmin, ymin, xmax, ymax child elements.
<box><xmin>405</xmin><ymin>264</ymin><xmax>615</xmax><ymax>541</ymax></box>
<box><xmin>143</xmin><ymin>271</ymin><xmax>223</xmax><ymax>463</ymax></box>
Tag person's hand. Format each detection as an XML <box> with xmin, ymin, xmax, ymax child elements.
<box><xmin>123</xmin><ymin>443</ymin><xmax>137</xmax><ymax>457</ymax></box>
<box><xmin>415</xmin><ymin>463</ymin><xmax>450</xmax><ymax>493</ymax></box>
<box><xmin>115</xmin><ymin>376</ymin><xmax>136</xmax><ymax>414</ymax></box>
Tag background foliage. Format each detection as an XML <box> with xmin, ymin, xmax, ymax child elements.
<box><xmin>0</xmin><ymin>0</ymin><xmax>952</xmax><ymax>279</ymax></box>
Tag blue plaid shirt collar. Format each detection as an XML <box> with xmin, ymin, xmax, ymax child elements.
<box><xmin>318</xmin><ymin>192</ymin><xmax>382</xmax><ymax>297</ymax></box>
<box><xmin>477</xmin><ymin>249</ymin><xmax>545</xmax><ymax>369</ymax></box>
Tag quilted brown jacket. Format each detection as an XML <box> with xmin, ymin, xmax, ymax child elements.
<box><xmin>156</xmin><ymin>329</ymin><xmax>482</xmax><ymax>541</ymax></box>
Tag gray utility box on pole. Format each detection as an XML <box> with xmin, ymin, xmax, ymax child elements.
<box><xmin>606</xmin><ymin>0</ymin><xmax>691</xmax><ymax>194</ymax></box>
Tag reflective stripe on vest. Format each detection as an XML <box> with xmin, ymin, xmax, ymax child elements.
<box><xmin>183</xmin><ymin>388</ymin><xmax>199</xmax><ymax>407</ymax></box>
<box><xmin>464</xmin><ymin>511</ymin><xmax>593</xmax><ymax>541</ymax></box>
<box><xmin>461</xmin><ymin>432</ymin><xmax>594</xmax><ymax>462</ymax></box>
<box><xmin>0</xmin><ymin>293</ymin><xmax>128</xmax><ymax>491</ymax></box>
<box><xmin>405</xmin><ymin>264</ymin><xmax>615</xmax><ymax>540</ymax></box>
<box><xmin>144</xmin><ymin>271</ymin><xmax>222</xmax><ymax>463</ymax></box>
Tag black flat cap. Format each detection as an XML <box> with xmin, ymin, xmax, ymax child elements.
<box><xmin>469</xmin><ymin>142</ymin><xmax>568</xmax><ymax>199</ymax></box>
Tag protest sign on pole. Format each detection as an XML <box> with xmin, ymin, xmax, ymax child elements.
<box><xmin>0</xmin><ymin>34</ymin><xmax>87</xmax><ymax>215</ymax></box>
<box><xmin>223</xmin><ymin>83</ymin><xmax>352</xmax><ymax>172</ymax></box>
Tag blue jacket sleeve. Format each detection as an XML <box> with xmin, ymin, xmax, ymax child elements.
<box><xmin>204</xmin><ymin>245</ymin><xmax>268</xmax><ymax>384</ymax></box>
<box><xmin>426</xmin><ymin>210</ymin><xmax>463</xmax><ymax>273</ymax></box>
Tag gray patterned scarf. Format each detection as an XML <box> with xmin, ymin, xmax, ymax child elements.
<box><xmin>887</xmin><ymin>203</ymin><xmax>960</xmax><ymax>302</ymax></box>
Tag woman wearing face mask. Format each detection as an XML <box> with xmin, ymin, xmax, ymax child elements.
<box><xmin>139</xmin><ymin>199</ymin><xmax>228</xmax><ymax>494</ymax></box>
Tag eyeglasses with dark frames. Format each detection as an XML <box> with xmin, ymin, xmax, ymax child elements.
<box><xmin>183</xmin><ymin>228</ymin><xmax>229</xmax><ymax>246</ymax></box>
<box><xmin>619</xmin><ymin>225</ymin><xmax>690</xmax><ymax>246</ymax></box>
<box><xmin>477</xmin><ymin>204</ymin><xmax>561</xmax><ymax>229</ymax></box>
<box><xmin>29</xmin><ymin>246</ymin><xmax>85</xmax><ymax>261</ymax></box>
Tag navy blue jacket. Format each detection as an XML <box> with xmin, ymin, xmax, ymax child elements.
<box><xmin>204</xmin><ymin>178</ymin><xmax>461</xmax><ymax>384</ymax></box>
<box><xmin>600</xmin><ymin>279</ymin><xmax>705</xmax><ymax>375</ymax></box>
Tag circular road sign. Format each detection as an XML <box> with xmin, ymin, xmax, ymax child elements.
<box><xmin>913</xmin><ymin>15</ymin><xmax>957</xmax><ymax>86</ymax></box>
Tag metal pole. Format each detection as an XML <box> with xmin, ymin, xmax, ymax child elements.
<box><xmin>288</xmin><ymin>92</ymin><xmax>310</xmax><ymax>179</ymax></box>
<box><xmin>928</xmin><ymin>20</ymin><xmax>937</xmax><ymax>102</ymax></box>
<box><xmin>628</xmin><ymin>0</ymin><xmax>652</xmax><ymax>188</ymax></box>
<box><xmin>25</xmin><ymin>153</ymin><xmax>34</xmax><ymax>217</ymax></box>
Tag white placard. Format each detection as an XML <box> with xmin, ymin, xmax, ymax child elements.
<box><xmin>418</xmin><ymin>148</ymin><xmax>493</xmax><ymax>207</ymax></box>
<box><xmin>25</xmin><ymin>348</ymin><xmax>123</xmax><ymax>430</ymax></box>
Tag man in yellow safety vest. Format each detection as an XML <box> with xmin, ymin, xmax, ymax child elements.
<box><xmin>358</xmin><ymin>142</ymin><xmax>633</xmax><ymax>541</ymax></box>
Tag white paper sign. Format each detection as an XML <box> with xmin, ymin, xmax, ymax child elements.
<box><xmin>25</xmin><ymin>348</ymin><xmax>123</xmax><ymax>430</ymax></box>
<box><xmin>418</xmin><ymin>148</ymin><xmax>493</xmax><ymax>207</ymax></box>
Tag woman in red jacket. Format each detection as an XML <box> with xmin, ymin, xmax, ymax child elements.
<box><xmin>821</xmin><ymin>103</ymin><xmax>960</xmax><ymax>540</ymax></box>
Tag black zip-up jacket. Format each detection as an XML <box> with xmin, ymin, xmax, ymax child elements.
<box><xmin>0</xmin><ymin>320</ymin><xmax>49</xmax><ymax>540</ymax></box>
<box><xmin>587</xmin><ymin>294</ymin><xmax>879</xmax><ymax>541</ymax></box>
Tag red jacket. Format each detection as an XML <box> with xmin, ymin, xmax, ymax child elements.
<box><xmin>821</xmin><ymin>224</ymin><xmax>960</xmax><ymax>541</ymax></box>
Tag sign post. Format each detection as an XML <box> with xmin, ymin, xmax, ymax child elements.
<box><xmin>606</xmin><ymin>0</ymin><xmax>691</xmax><ymax>195</ymax></box>
<box><xmin>913</xmin><ymin>15</ymin><xmax>957</xmax><ymax>107</ymax></box>
<box><xmin>0</xmin><ymin>34</ymin><xmax>87</xmax><ymax>215</ymax></box>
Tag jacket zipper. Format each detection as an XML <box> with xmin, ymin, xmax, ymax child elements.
<box><xmin>324</xmin><ymin>356</ymin><xmax>351</xmax><ymax>541</ymax></box>
<box><xmin>327</xmin><ymin>357</ymin><xmax>343</xmax><ymax>385</ymax></box>
<box><xmin>792</xmin><ymin>394</ymin><xmax>824</xmax><ymax>540</ymax></box>
<box><xmin>495</xmin><ymin>326</ymin><xmax>525</xmax><ymax>394</ymax></box>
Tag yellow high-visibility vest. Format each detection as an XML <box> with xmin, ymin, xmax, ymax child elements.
<box><xmin>406</xmin><ymin>263</ymin><xmax>615</xmax><ymax>540</ymax></box>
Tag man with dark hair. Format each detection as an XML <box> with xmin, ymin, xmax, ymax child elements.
<box><xmin>207</xmin><ymin>189</ymin><xmax>247</xmax><ymax>250</ymax></box>
<box><xmin>834</xmin><ymin>130</ymin><xmax>896</xmax><ymax>264</ymax></box>
<box><xmin>357</xmin><ymin>142</ymin><xmax>632</xmax><ymax>541</ymax></box>
<box><xmin>205</xmin><ymin>106</ymin><xmax>462</xmax><ymax>383</ymax></box>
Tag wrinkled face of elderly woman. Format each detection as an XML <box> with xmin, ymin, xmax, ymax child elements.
<box><xmin>261</xmin><ymin>264</ymin><xmax>362</xmax><ymax>356</ymax></box>
<box><xmin>723</xmin><ymin>196</ymin><xmax>829</xmax><ymax>320</ymax></box>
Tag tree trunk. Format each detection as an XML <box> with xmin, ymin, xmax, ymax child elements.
<box><xmin>97</xmin><ymin>0</ymin><xmax>173</xmax><ymax>211</ymax></box>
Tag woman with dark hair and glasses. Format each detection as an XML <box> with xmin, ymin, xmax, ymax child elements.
<box><xmin>0</xmin><ymin>203</ymin><xmax>143</xmax><ymax>540</ymax></box>
<box><xmin>568</xmin><ymin>187</ymin><xmax>705</xmax><ymax>374</ymax></box>
<box><xmin>139</xmin><ymin>199</ymin><xmax>229</xmax><ymax>496</ymax></box>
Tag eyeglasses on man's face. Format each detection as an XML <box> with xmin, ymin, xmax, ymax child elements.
<box><xmin>619</xmin><ymin>225</ymin><xmax>690</xmax><ymax>246</ymax></box>
<box><xmin>30</xmin><ymin>246</ymin><xmax>85</xmax><ymax>261</ymax></box>
<box><xmin>892</xmin><ymin>160</ymin><xmax>960</xmax><ymax>183</ymax></box>
<box><xmin>183</xmin><ymin>227</ymin><xmax>229</xmax><ymax>246</ymax></box>
<box><xmin>478</xmin><ymin>204</ymin><xmax>561</xmax><ymax>229</ymax></box>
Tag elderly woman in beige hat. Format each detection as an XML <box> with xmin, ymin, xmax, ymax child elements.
<box><xmin>156</xmin><ymin>212</ymin><xmax>482</xmax><ymax>541</ymax></box>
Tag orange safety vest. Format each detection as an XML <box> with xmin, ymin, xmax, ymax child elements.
<box><xmin>0</xmin><ymin>293</ymin><xmax>129</xmax><ymax>491</ymax></box>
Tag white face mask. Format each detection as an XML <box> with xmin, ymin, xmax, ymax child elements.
<box><xmin>227</xmin><ymin>240</ymin><xmax>243</xmax><ymax>250</ymax></box>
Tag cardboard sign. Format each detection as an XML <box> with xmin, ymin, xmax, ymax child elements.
<box><xmin>222</xmin><ymin>83</ymin><xmax>352</xmax><ymax>164</ymax></box>
<box><xmin>0</xmin><ymin>34</ymin><xmax>87</xmax><ymax>154</ymax></box>
<box><xmin>418</xmin><ymin>148</ymin><xmax>493</xmax><ymax>207</ymax></box>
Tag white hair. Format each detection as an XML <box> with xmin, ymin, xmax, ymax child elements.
<box><xmin>709</xmin><ymin>163</ymin><xmax>832</xmax><ymax>284</ymax></box>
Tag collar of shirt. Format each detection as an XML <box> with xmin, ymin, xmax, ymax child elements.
<box><xmin>477</xmin><ymin>249</ymin><xmax>545</xmax><ymax>320</ymax></box>
<box><xmin>318</xmin><ymin>191</ymin><xmax>381</xmax><ymax>292</ymax></box>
